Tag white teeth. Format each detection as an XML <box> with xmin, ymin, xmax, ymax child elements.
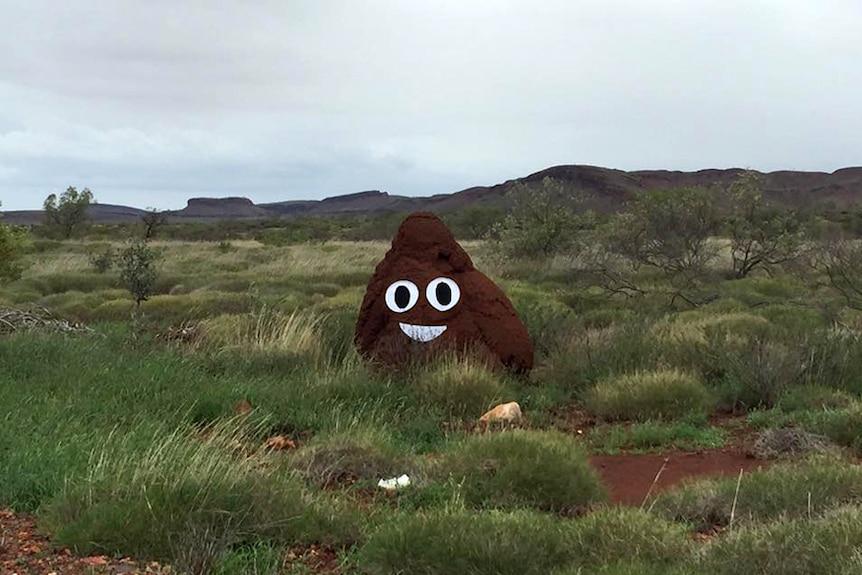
<box><xmin>398</xmin><ymin>322</ymin><xmax>447</xmax><ymax>343</ymax></box>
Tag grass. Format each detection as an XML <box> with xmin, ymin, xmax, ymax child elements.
<box><xmin>699</xmin><ymin>505</ymin><xmax>862</xmax><ymax>575</ymax></box>
<box><xmin>588</xmin><ymin>418</ymin><xmax>725</xmax><ymax>454</ymax></box>
<box><xmin>356</xmin><ymin>508</ymin><xmax>691</xmax><ymax>575</ymax></box>
<box><xmin>41</xmin><ymin>419</ymin><xmax>359</xmax><ymax>571</ymax></box>
<box><xmin>584</xmin><ymin>369</ymin><xmax>713</xmax><ymax>422</ymax></box>
<box><xmin>6</xmin><ymin>235</ymin><xmax>862</xmax><ymax>571</ymax></box>
<box><xmin>649</xmin><ymin>457</ymin><xmax>862</xmax><ymax>527</ymax></box>
<box><xmin>414</xmin><ymin>354</ymin><xmax>508</xmax><ymax>419</ymax></box>
<box><xmin>430</xmin><ymin>430</ymin><xmax>606</xmax><ymax>514</ymax></box>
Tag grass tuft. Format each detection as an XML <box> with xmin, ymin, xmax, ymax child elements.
<box><xmin>585</xmin><ymin>369</ymin><xmax>713</xmax><ymax>422</ymax></box>
<box><xmin>432</xmin><ymin>429</ymin><xmax>606</xmax><ymax>514</ymax></box>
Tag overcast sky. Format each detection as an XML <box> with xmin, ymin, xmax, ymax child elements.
<box><xmin>1</xmin><ymin>1</ymin><xmax>860</xmax><ymax>211</ymax></box>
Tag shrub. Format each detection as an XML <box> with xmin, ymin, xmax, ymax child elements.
<box><xmin>699</xmin><ymin>506</ymin><xmax>862</xmax><ymax>575</ymax></box>
<box><xmin>806</xmin><ymin>403</ymin><xmax>862</xmax><ymax>451</ymax></box>
<box><xmin>357</xmin><ymin>508</ymin><xmax>691</xmax><ymax>575</ymax></box>
<box><xmin>415</xmin><ymin>355</ymin><xmax>505</xmax><ymax>419</ymax></box>
<box><xmin>567</xmin><ymin>508</ymin><xmax>692</xmax><ymax>569</ymax></box>
<box><xmin>778</xmin><ymin>385</ymin><xmax>854</xmax><ymax>412</ymax></box>
<box><xmin>356</xmin><ymin>509</ymin><xmax>579</xmax><ymax>575</ymax></box>
<box><xmin>433</xmin><ymin>430</ymin><xmax>606</xmax><ymax>514</ymax></box>
<box><xmin>650</xmin><ymin>457</ymin><xmax>862</xmax><ymax>527</ymax></box>
<box><xmin>289</xmin><ymin>427</ymin><xmax>409</xmax><ymax>487</ymax></box>
<box><xmin>0</xmin><ymin>209</ymin><xmax>28</xmax><ymax>282</ymax></box>
<box><xmin>585</xmin><ymin>369</ymin><xmax>712</xmax><ymax>421</ymax></box>
<box><xmin>118</xmin><ymin>240</ymin><xmax>158</xmax><ymax>307</ymax></box>
<box><xmin>87</xmin><ymin>248</ymin><xmax>115</xmax><ymax>273</ymax></box>
<box><xmin>537</xmin><ymin>322</ymin><xmax>662</xmax><ymax>398</ymax></box>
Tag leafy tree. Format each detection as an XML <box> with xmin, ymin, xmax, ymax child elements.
<box><xmin>725</xmin><ymin>171</ymin><xmax>807</xmax><ymax>278</ymax></box>
<box><xmin>118</xmin><ymin>241</ymin><xmax>158</xmax><ymax>308</ymax></box>
<box><xmin>0</xmin><ymin>202</ymin><xmax>28</xmax><ymax>282</ymax></box>
<box><xmin>444</xmin><ymin>205</ymin><xmax>504</xmax><ymax>240</ymax></box>
<box><xmin>490</xmin><ymin>177</ymin><xmax>592</xmax><ymax>259</ymax></box>
<box><xmin>141</xmin><ymin>208</ymin><xmax>168</xmax><ymax>240</ymax></box>
<box><xmin>605</xmin><ymin>186</ymin><xmax>718</xmax><ymax>284</ymax></box>
<box><xmin>44</xmin><ymin>186</ymin><xmax>94</xmax><ymax>239</ymax></box>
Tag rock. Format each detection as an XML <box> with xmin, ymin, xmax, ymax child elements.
<box><xmin>479</xmin><ymin>401</ymin><xmax>523</xmax><ymax>427</ymax></box>
<box><xmin>354</xmin><ymin>212</ymin><xmax>533</xmax><ymax>372</ymax></box>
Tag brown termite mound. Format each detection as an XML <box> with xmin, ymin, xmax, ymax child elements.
<box><xmin>354</xmin><ymin>212</ymin><xmax>533</xmax><ymax>373</ymax></box>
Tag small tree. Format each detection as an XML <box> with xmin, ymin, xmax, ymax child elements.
<box><xmin>0</xmin><ymin>202</ymin><xmax>28</xmax><ymax>282</ymax></box>
<box><xmin>141</xmin><ymin>208</ymin><xmax>168</xmax><ymax>240</ymax></box>
<box><xmin>605</xmin><ymin>186</ymin><xmax>718</xmax><ymax>285</ymax></box>
<box><xmin>444</xmin><ymin>205</ymin><xmax>504</xmax><ymax>240</ymax></box>
<box><xmin>814</xmin><ymin>234</ymin><xmax>862</xmax><ymax>310</ymax></box>
<box><xmin>490</xmin><ymin>177</ymin><xmax>592</xmax><ymax>260</ymax></box>
<box><xmin>725</xmin><ymin>171</ymin><xmax>807</xmax><ymax>278</ymax></box>
<box><xmin>118</xmin><ymin>241</ymin><xmax>158</xmax><ymax>309</ymax></box>
<box><xmin>44</xmin><ymin>186</ymin><xmax>94</xmax><ymax>239</ymax></box>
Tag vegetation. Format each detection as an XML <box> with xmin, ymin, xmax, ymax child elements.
<box><xmin>5</xmin><ymin>172</ymin><xmax>862</xmax><ymax>572</ymax></box>
<box><xmin>0</xmin><ymin>202</ymin><xmax>28</xmax><ymax>282</ymax></box>
<box><xmin>43</xmin><ymin>186</ymin><xmax>94</xmax><ymax>239</ymax></box>
<box><xmin>118</xmin><ymin>240</ymin><xmax>159</xmax><ymax>308</ymax></box>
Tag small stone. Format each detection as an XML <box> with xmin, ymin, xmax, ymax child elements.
<box><xmin>479</xmin><ymin>401</ymin><xmax>523</xmax><ymax>427</ymax></box>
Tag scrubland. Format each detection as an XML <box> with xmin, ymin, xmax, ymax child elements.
<box><xmin>3</xmin><ymin>234</ymin><xmax>862</xmax><ymax>574</ymax></box>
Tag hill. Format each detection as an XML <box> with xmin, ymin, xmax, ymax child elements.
<box><xmin>3</xmin><ymin>165</ymin><xmax>862</xmax><ymax>224</ymax></box>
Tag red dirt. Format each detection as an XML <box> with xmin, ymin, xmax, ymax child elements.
<box><xmin>0</xmin><ymin>509</ymin><xmax>170</xmax><ymax>574</ymax></box>
<box><xmin>590</xmin><ymin>447</ymin><xmax>770</xmax><ymax>506</ymax></box>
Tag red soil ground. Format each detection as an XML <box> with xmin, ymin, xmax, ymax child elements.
<box><xmin>590</xmin><ymin>447</ymin><xmax>770</xmax><ymax>506</ymax></box>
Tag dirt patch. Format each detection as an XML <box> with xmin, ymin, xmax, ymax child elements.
<box><xmin>354</xmin><ymin>212</ymin><xmax>533</xmax><ymax>373</ymax></box>
<box><xmin>0</xmin><ymin>509</ymin><xmax>170</xmax><ymax>574</ymax></box>
<box><xmin>590</xmin><ymin>447</ymin><xmax>770</xmax><ymax>506</ymax></box>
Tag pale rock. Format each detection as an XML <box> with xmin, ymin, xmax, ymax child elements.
<box><xmin>479</xmin><ymin>401</ymin><xmax>523</xmax><ymax>428</ymax></box>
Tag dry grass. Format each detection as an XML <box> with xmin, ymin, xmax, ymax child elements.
<box><xmin>199</xmin><ymin>308</ymin><xmax>324</xmax><ymax>361</ymax></box>
<box><xmin>651</xmin><ymin>311</ymin><xmax>769</xmax><ymax>345</ymax></box>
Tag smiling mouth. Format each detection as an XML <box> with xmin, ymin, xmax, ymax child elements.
<box><xmin>398</xmin><ymin>322</ymin><xmax>447</xmax><ymax>343</ymax></box>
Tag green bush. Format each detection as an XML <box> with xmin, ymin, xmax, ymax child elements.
<box><xmin>650</xmin><ymin>457</ymin><xmax>862</xmax><ymax>527</ymax></box>
<box><xmin>357</xmin><ymin>508</ymin><xmax>691</xmax><ymax>575</ymax></box>
<box><xmin>415</xmin><ymin>355</ymin><xmax>505</xmax><ymax>419</ymax></box>
<box><xmin>87</xmin><ymin>247</ymin><xmax>115</xmax><ymax>273</ymax></box>
<box><xmin>537</xmin><ymin>322</ymin><xmax>662</xmax><ymax>398</ymax></box>
<box><xmin>566</xmin><ymin>508</ymin><xmax>692</xmax><ymax>569</ymax></box>
<box><xmin>585</xmin><ymin>369</ymin><xmax>712</xmax><ymax>421</ymax></box>
<box><xmin>699</xmin><ymin>506</ymin><xmax>862</xmax><ymax>575</ymax></box>
<box><xmin>778</xmin><ymin>385</ymin><xmax>854</xmax><ymax>412</ymax></box>
<box><xmin>356</xmin><ymin>509</ymin><xmax>578</xmax><ymax>575</ymax></box>
<box><xmin>433</xmin><ymin>430</ymin><xmax>606</xmax><ymax>514</ymax></box>
<box><xmin>748</xmin><ymin>404</ymin><xmax>862</xmax><ymax>452</ymax></box>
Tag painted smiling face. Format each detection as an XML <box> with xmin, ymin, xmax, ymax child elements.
<box><xmin>354</xmin><ymin>212</ymin><xmax>533</xmax><ymax>373</ymax></box>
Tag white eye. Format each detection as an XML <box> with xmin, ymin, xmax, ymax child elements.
<box><xmin>426</xmin><ymin>277</ymin><xmax>461</xmax><ymax>312</ymax></box>
<box><xmin>385</xmin><ymin>280</ymin><xmax>420</xmax><ymax>313</ymax></box>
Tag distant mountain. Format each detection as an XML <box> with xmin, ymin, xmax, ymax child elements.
<box><xmin>3</xmin><ymin>165</ymin><xmax>862</xmax><ymax>224</ymax></box>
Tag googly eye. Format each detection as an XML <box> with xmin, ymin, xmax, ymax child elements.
<box><xmin>385</xmin><ymin>280</ymin><xmax>420</xmax><ymax>313</ymax></box>
<box><xmin>426</xmin><ymin>277</ymin><xmax>461</xmax><ymax>312</ymax></box>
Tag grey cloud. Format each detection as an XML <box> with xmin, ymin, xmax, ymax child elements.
<box><xmin>1</xmin><ymin>0</ymin><xmax>860</xmax><ymax>210</ymax></box>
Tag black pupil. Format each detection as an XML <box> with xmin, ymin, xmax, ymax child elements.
<box><xmin>436</xmin><ymin>283</ymin><xmax>452</xmax><ymax>306</ymax></box>
<box><xmin>395</xmin><ymin>285</ymin><xmax>411</xmax><ymax>309</ymax></box>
